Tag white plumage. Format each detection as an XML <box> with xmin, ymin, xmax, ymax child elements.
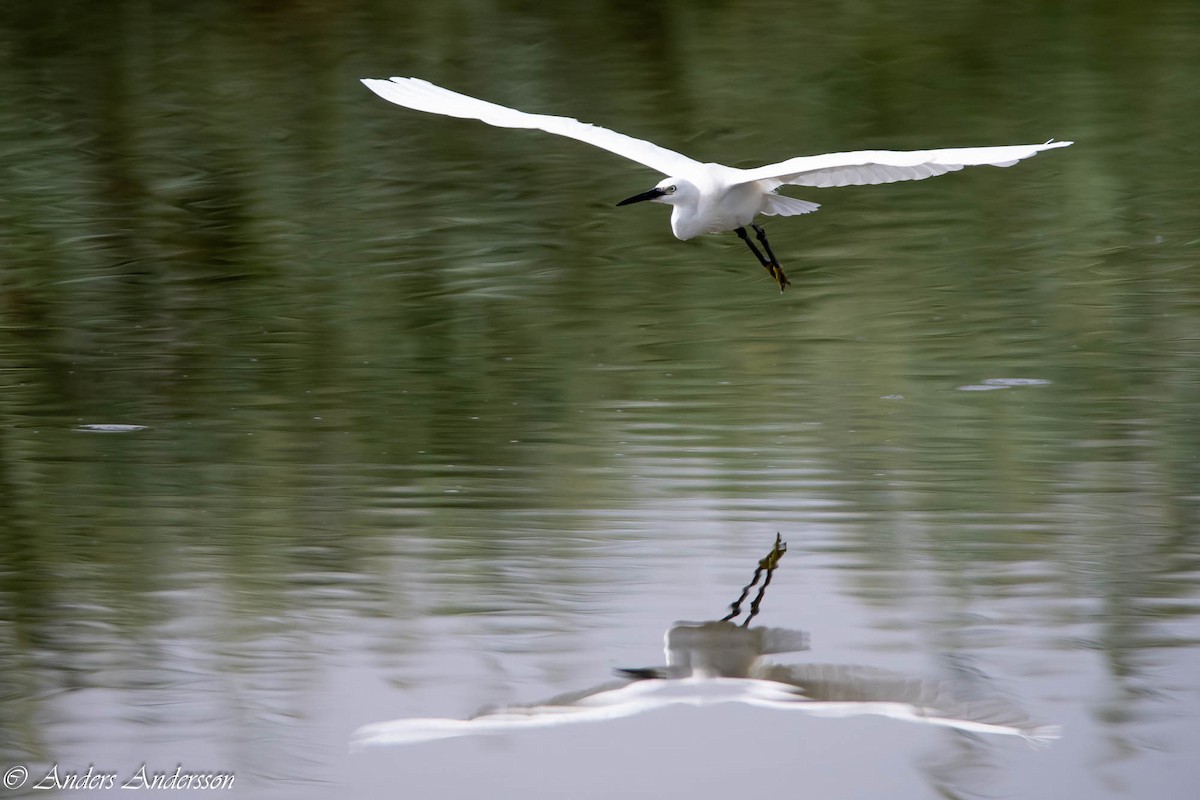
<box><xmin>351</xmin><ymin>621</ymin><xmax>1059</xmax><ymax>749</ymax></box>
<box><xmin>362</xmin><ymin>77</ymin><xmax>1072</xmax><ymax>291</ymax></box>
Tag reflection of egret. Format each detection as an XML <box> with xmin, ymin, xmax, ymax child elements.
<box><xmin>352</xmin><ymin>536</ymin><xmax>1058</xmax><ymax>749</ymax></box>
<box><xmin>351</xmin><ymin>620</ymin><xmax>1058</xmax><ymax>748</ymax></box>
<box><xmin>361</xmin><ymin>77</ymin><xmax>1071</xmax><ymax>292</ymax></box>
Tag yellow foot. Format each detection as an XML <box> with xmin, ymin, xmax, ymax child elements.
<box><xmin>769</xmin><ymin>264</ymin><xmax>791</xmax><ymax>293</ymax></box>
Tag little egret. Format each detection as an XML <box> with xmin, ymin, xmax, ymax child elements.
<box><xmin>362</xmin><ymin>77</ymin><xmax>1072</xmax><ymax>292</ymax></box>
<box><xmin>352</xmin><ymin>621</ymin><xmax>1059</xmax><ymax>748</ymax></box>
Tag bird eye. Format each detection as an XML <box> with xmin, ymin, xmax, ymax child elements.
<box><xmin>666</xmin><ymin>185</ymin><xmax>676</xmax><ymax>194</ymax></box>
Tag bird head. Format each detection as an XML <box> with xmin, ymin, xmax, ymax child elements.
<box><xmin>616</xmin><ymin>178</ymin><xmax>690</xmax><ymax>207</ymax></box>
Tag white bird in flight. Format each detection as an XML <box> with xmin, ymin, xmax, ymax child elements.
<box><xmin>362</xmin><ymin>77</ymin><xmax>1072</xmax><ymax>292</ymax></box>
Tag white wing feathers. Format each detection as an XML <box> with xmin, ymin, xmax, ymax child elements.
<box><xmin>740</xmin><ymin>141</ymin><xmax>1073</xmax><ymax>190</ymax></box>
<box><xmin>760</xmin><ymin>195</ymin><xmax>821</xmax><ymax>217</ymax></box>
<box><xmin>362</xmin><ymin>78</ymin><xmax>1071</xmax><ymax>205</ymax></box>
<box><xmin>361</xmin><ymin>77</ymin><xmax>702</xmax><ymax>177</ymax></box>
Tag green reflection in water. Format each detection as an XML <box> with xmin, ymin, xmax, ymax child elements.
<box><xmin>1</xmin><ymin>0</ymin><xmax>1199</xmax><ymax>795</ymax></box>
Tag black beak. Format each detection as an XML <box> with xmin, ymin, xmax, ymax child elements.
<box><xmin>616</xmin><ymin>187</ymin><xmax>666</xmax><ymax>207</ymax></box>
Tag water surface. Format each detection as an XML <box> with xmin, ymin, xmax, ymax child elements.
<box><xmin>1</xmin><ymin>2</ymin><xmax>1199</xmax><ymax>798</ymax></box>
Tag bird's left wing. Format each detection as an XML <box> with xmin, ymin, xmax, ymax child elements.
<box><xmin>362</xmin><ymin>77</ymin><xmax>703</xmax><ymax>177</ymax></box>
<box><xmin>351</xmin><ymin>679</ymin><xmax>675</xmax><ymax>749</ymax></box>
<box><xmin>738</xmin><ymin>141</ymin><xmax>1072</xmax><ymax>190</ymax></box>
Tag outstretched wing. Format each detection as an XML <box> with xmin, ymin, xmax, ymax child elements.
<box><xmin>752</xmin><ymin>663</ymin><xmax>1060</xmax><ymax>743</ymax></box>
<box><xmin>351</xmin><ymin>679</ymin><xmax>671</xmax><ymax>749</ymax></box>
<box><xmin>362</xmin><ymin>77</ymin><xmax>703</xmax><ymax>177</ymax></box>
<box><xmin>350</xmin><ymin>660</ymin><xmax>1060</xmax><ymax>749</ymax></box>
<box><xmin>739</xmin><ymin>141</ymin><xmax>1072</xmax><ymax>190</ymax></box>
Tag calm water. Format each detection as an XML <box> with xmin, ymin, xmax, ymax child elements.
<box><xmin>2</xmin><ymin>1</ymin><xmax>1199</xmax><ymax>798</ymax></box>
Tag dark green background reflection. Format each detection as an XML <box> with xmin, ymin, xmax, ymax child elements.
<box><xmin>1</xmin><ymin>2</ymin><xmax>1198</xmax><ymax>798</ymax></box>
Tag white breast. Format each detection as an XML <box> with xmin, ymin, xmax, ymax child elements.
<box><xmin>669</xmin><ymin>171</ymin><xmax>769</xmax><ymax>240</ymax></box>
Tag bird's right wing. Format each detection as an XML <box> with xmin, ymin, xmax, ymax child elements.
<box><xmin>739</xmin><ymin>141</ymin><xmax>1073</xmax><ymax>190</ymax></box>
<box><xmin>362</xmin><ymin>78</ymin><xmax>703</xmax><ymax>177</ymax></box>
<box><xmin>753</xmin><ymin>663</ymin><xmax>1060</xmax><ymax>743</ymax></box>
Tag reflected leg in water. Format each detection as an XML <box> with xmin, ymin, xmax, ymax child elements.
<box><xmin>722</xmin><ymin>533</ymin><xmax>787</xmax><ymax>626</ymax></box>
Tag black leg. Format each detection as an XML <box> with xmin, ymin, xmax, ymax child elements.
<box><xmin>736</xmin><ymin>226</ymin><xmax>770</xmax><ymax>267</ymax></box>
<box><xmin>721</xmin><ymin>533</ymin><xmax>787</xmax><ymax>625</ymax></box>
<box><xmin>752</xmin><ymin>224</ymin><xmax>790</xmax><ymax>292</ymax></box>
<box><xmin>751</xmin><ymin>224</ymin><xmax>779</xmax><ymax>266</ymax></box>
<box><xmin>720</xmin><ymin>562</ymin><xmax>763</xmax><ymax>622</ymax></box>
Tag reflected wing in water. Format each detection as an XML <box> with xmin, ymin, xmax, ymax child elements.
<box><xmin>756</xmin><ymin>626</ymin><xmax>812</xmax><ymax>656</ymax></box>
<box><xmin>352</xmin><ymin>664</ymin><xmax>1058</xmax><ymax>749</ymax></box>
<box><xmin>751</xmin><ymin>664</ymin><xmax>1060</xmax><ymax>744</ymax></box>
<box><xmin>351</xmin><ymin>678</ymin><xmax>731</xmax><ymax>748</ymax></box>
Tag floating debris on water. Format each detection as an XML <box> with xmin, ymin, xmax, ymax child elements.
<box><xmin>75</xmin><ymin>424</ymin><xmax>150</xmax><ymax>433</ymax></box>
<box><xmin>958</xmin><ymin>378</ymin><xmax>1052</xmax><ymax>392</ymax></box>
<box><xmin>983</xmin><ymin>378</ymin><xmax>1052</xmax><ymax>387</ymax></box>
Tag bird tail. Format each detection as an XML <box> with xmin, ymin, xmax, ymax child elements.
<box><xmin>761</xmin><ymin>194</ymin><xmax>821</xmax><ymax>217</ymax></box>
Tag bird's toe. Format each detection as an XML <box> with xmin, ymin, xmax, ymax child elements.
<box><xmin>770</xmin><ymin>265</ymin><xmax>790</xmax><ymax>292</ymax></box>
